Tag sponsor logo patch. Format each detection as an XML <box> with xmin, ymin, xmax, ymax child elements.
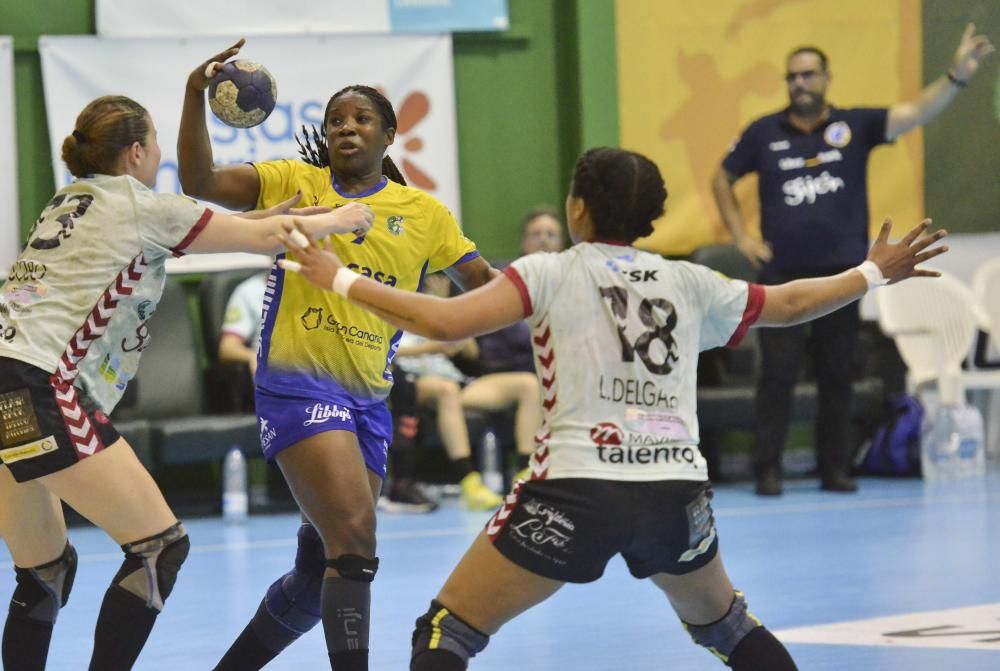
<box><xmin>0</xmin><ymin>435</ymin><xmax>58</xmax><ymax>464</ymax></box>
<box><xmin>0</xmin><ymin>389</ymin><xmax>43</xmax><ymax>447</ymax></box>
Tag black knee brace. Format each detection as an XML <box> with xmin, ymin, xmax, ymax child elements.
<box><xmin>684</xmin><ymin>591</ymin><xmax>762</xmax><ymax>664</ymax></box>
<box><xmin>9</xmin><ymin>542</ymin><xmax>77</xmax><ymax>625</ymax></box>
<box><xmin>111</xmin><ymin>522</ymin><xmax>190</xmax><ymax>611</ymax></box>
<box><xmin>411</xmin><ymin>600</ymin><xmax>489</xmax><ymax>668</ymax></box>
<box><xmin>263</xmin><ymin>523</ymin><xmax>326</xmax><ymax>635</ymax></box>
<box><xmin>326</xmin><ymin>554</ymin><xmax>379</xmax><ymax>582</ymax></box>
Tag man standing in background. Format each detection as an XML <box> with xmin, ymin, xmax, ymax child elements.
<box><xmin>711</xmin><ymin>24</ymin><xmax>993</xmax><ymax>496</ymax></box>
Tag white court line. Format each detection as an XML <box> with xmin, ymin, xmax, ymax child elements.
<box><xmin>775</xmin><ymin>602</ymin><xmax>1000</xmax><ymax>652</ymax></box>
<box><xmin>717</xmin><ymin>492</ymin><xmax>993</xmax><ymax>517</ymax></box>
<box><xmin>0</xmin><ymin>526</ymin><xmax>480</xmax><ymax>568</ymax></box>
<box><xmin>0</xmin><ymin>490</ymin><xmax>993</xmax><ymax>569</ymax></box>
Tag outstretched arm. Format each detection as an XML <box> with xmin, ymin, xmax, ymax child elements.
<box><xmin>757</xmin><ymin>218</ymin><xmax>948</xmax><ymax>326</ymax></box>
<box><xmin>187</xmin><ymin>202</ymin><xmax>373</xmax><ymax>255</ymax></box>
<box><xmin>177</xmin><ymin>38</ymin><xmax>262</xmax><ymax>210</ymax></box>
<box><xmin>887</xmin><ymin>23</ymin><xmax>994</xmax><ymax>140</ymax></box>
<box><xmin>275</xmin><ymin>228</ymin><xmax>523</xmax><ymax>340</ymax></box>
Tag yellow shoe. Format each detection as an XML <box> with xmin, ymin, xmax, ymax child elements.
<box><xmin>514</xmin><ymin>467</ymin><xmax>530</xmax><ymax>483</ymax></box>
<box><xmin>460</xmin><ymin>472</ymin><xmax>503</xmax><ymax>511</ymax></box>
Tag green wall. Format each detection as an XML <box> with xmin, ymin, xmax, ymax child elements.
<box><xmin>921</xmin><ymin>1</ymin><xmax>1000</xmax><ymax>234</ymax></box>
<box><xmin>1</xmin><ymin>0</ymin><xmax>618</xmax><ymax>261</ymax></box>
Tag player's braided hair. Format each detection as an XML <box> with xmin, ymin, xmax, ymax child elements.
<box><xmin>62</xmin><ymin>95</ymin><xmax>150</xmax><ymax>178</ymax></box>
<box><xmin>570</xmin><ymin>147</ymin><xmax>667</xmax><ymax>243</ymax></box>
<box><xmin>294</xmin><ymin>84</ymin><xmax>406</xmax><ymax>186</ymax></box>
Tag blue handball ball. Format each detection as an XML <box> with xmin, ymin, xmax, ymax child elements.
<box><xmin>208</xmin><ymin>59</ymin><xmax>277</xmax><ymax>128</ymax></box>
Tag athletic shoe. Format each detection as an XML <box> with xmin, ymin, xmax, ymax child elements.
<box><xmin>459</xmin><ymin>472</ymin><xmax>503</xmax><ymax>511</ymax></box>
<box><xmin>378</xmin><ymin>479</ymin><xmax>438</xmax><ymax>513</ymax></box>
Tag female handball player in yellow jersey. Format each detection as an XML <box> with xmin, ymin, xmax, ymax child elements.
<box><xmin>178</xmin><ymin>40</ymin><xmax>497</xmax><ymax>671</ymax></box>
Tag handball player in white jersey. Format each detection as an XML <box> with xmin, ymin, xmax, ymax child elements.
<box><xmin>280</xmin><ymin>146</ymin><xmax>946</xmax><ymax>671</ymax></box>
<box><xmin>0</xmin><ymin>95</ymin><xmax>371</xmax><ymax>671</ymax></box>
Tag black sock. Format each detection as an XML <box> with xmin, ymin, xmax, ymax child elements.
<box><xmin>452</xmin><ymin>457</ymin><xmax>475</xmax><ymax>479</ymax></box>
<box><xmin>728</xmin><ymin>627</ymin><xmax>798</xmax><ymax>671</ymax></box>
<box><xmin>213</xmin><ymin>600</ymin><xmax>286</xmax><ymax>671</ymax></box>
<box><xmin>88</xmin><ymin>587</ymin><xmax>158</xmax><ymax>671</ymax></box>
<box><xmin>2</xmin><ymin>616</ymin><xmax>54</xmax><ymax>671</ymax></box>
<box><xmin>517</xmin><ymin>454</ymin><xmax>531</xmax><ymax>470</ymax></box>
<box><xmin>321</xmin><ymin>576</ymin><xmax>371</xmax><ymax>671</ymax></box>
<box><xmin>411</xmin><ymin>649</ymin><xmax>466</xmax><ymax>671</ymax></box>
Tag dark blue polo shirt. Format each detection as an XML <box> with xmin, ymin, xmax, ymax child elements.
<box><xmin>723</xmin><ymin>106</ymin><xmax>889</xmax><ymax>274</ymax></box>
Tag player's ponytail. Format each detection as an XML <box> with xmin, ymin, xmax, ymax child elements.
<box><xmin>62</xmin><ymin>95</ymin><xmax>150</xmax><ymax>179</ymax></box>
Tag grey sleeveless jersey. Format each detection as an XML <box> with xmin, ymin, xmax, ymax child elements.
<box><xmin>0</xmin><ymin>174</ymin><xmax>211</xmax><ymax>412</ymax></box>
<box><xmin>506</xmin><ymin>242</ymin><xmax>763</xmax><ymax>482</ymax></box>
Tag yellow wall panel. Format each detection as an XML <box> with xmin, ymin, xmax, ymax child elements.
<box><xmin>616</xmin><ymin>0</ymin><xmax>923</xmax><ymax>255</ymax></box>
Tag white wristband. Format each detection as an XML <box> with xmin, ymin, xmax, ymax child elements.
<box><xmin>856</xmin><ymin>260</ymin><xmax>889</xmax><ymax>290</ymax></box>
<box><xmin>333</xmin><ymin>267</ymin><xmax>358</xmax><ymax>297</ymax></box>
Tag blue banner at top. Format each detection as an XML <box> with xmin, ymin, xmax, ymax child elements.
<box><xmin>389</xmin><ymin>0</ymin><xmax>509</xmax><ymax>32</ymax></box>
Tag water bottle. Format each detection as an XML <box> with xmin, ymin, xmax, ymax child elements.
<box><xmin>222</xmin><ymin>446</ymin><xmax>249</xmax><ymax>523</ymax></box>
<box><xmin>480</xmin><ymin>429</ymin><xmax>503</xmax><ymax>493</ymax></box>
<box><xmin>920</xmin><ymin>403</ymin><xmax>985</xmax><ymax>480</ymax></box>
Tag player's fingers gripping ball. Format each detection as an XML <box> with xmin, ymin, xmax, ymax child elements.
<box><xmin>208</xmin><ymin>59</ymin><xmax>277</xmax><ymax>128</ymax></box>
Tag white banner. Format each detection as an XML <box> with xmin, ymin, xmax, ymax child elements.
<box><xmin>97</xmin><ymin>0</ymin><xmax>509</xmax><ymax>37</ymax></box>
<box><xmin>0</xmin><ymin>37</ymin><xmax>18</xmax><ymax>275</ymax></box>
<box><xmin>39</xmin><ymin>34</ymin><xmax>459</xmax><ymax>273</ymax></box>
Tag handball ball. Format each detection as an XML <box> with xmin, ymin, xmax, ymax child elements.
<box><xmin>208</xmin><ymin>60</ymin><xmax>277</xmax><ymax>128</ymax></box>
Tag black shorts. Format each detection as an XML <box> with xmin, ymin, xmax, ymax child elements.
<box><xmin>0</xmin><ymin>358</ymin><xmax>119</xmax><ymax>482</ymax></box>
<box><xmin>486</xmin><ymin>478</ymin><xmax>718</xmax><ymax>583</ymax></box>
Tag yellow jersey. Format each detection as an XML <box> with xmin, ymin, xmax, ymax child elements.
<box><xmin>254</xmin><ymin>160</ymin><xmax>478</xmax><ymax>405</ymax></box>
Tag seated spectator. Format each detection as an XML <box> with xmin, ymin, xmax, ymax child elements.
<box><xmin>378</xmin><ymin>364</ymin><xmax>440</xmax><ymax>513</ymax></box>
<box><xmin>393</xmin><ymin>273</ymin><xmax>505</xmax><ymax>511</ymax></box>
<box><xmin>218</xmin><ymin>271</ymin><xmax>267</xmax><ymax>379</ymax></box>
<box><xmin>463</xmin><ymin>206</ymin><xmax>565</xmax><ymax>481</ymax></box>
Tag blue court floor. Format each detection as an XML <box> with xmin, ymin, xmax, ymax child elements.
<box><xmin>3</xmin><ymin>472</ymin><xmax>999</xmax><ymax>670</ymax></box>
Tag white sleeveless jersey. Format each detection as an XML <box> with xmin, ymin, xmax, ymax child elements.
<box><xmin>0</xmin><ymin>175</ymin><xmax>212</xmax><ymax>412</ymax></box>
<box><xmin>505</xmin><ymin>242</ymin><xmax>764</xmax><ymax>482</ymax></box>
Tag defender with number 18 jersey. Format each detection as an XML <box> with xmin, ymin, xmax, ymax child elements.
<box><xmin>505</xmin><ymin>242</ymin><xmax>765</xmax><ymax>482</ymax></box>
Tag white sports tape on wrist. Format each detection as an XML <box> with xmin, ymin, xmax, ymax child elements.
<box><xmin>333</xmin><ymin>267</ymin><xmax>359</xmax><ymax>297</ymax></box>
<box><xmin>856</xmin><ymin>260</ymin><xmax>889</xmax><ymax>290</ymax></box>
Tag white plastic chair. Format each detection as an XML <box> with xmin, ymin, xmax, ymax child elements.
<box><xmin>971</xmin><ymin>258</ymin><xmax>1000</xmax><ymax>454</ymax></box>
<box><xmin>876</xmin><ymin>272</ymin><xmax>1000</xmax><ymax>404</ymax></box>
<box><xmin>972</xmin><ymin>257</ymin><xmax>1000</xmax><ymax>351</ymax></box>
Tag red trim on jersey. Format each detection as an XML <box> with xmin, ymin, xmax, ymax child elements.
<box><xmin>55</xmin><ymin>254</ymin><xmax>148</xmax><ymax>384</ymax></box>
<box><xmin>502</xmin><ymin>266</ymin><xmax>533</xmax><ymax>317</ymax></box>
<box><xmin>486</xmin><ymin>480</ymin><xmax>524</xmax><ymax>540</ymax></box>
<box><xmin>171</xmin><ymin>208</ymin><xmax>213</xmax><ymax>257</ymax></box>
<box><xmin>727</xmin><ymin>282</ymin><xmax>766</xmax><ymax>348</ymax></box>
<box><xmin>592</xmin><ymin>238</ymin><xmax>631</xmax><ymax>246</ymax></box>
<box><xmin>49</xmin><ymin>377</ymin><xmax>105</xmax><ymax>459</ymax></box>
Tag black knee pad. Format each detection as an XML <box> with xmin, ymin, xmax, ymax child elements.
<box><xmin>263</xmin><ymin>524</ymin><xmax>326</xmax><ymax>635</ymax></box>
<box><xmin>9</xmin><ymin>542</ymin><xmax>77</xmax><ymax>624</ymax></box>
<box><xmin>411</xmin><ymin>600</ymin><xmax>489</xmax><ymax>667</ymax></box>
<box><xmin>112</xmin><ymin>522</ymin><xmax>190</xmax><ymax>611</ymax></box>
<box><xmin>684</xmin><ymin>591</ymin><xmax>762</xmax><ymax>663</ymax></box>
<box><xmin>326</xmin><ymin>554</ymin><xmax>379</xmax><ymax>582</ymax></box>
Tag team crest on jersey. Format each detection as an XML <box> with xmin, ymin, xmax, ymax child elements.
<box><xmin>301</xmin><ymin>307</ymin><xmax>323</xmax><ymax>331</ymax></box>
<box><xmin>386</xmin><ymin>215</ymin><xmax>405</xmax><ymax>236</ymax></box>
<box><xmin>824</xmin><ymin>121</ymin><xmax>852</xmax><ymax>148</ymax></box>
<box><xmin>136</xmin><ymin>300</ymin><xmax>154</xmax><ymax>321</ymax></box>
